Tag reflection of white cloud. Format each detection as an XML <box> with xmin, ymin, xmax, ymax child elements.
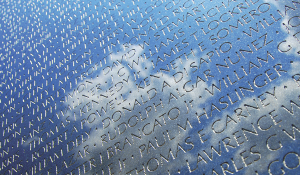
<box><xmin>290</xmin><ymin>61</ymin><xmax>300</xmax><ymax>75</ymax></box>
<box><xmin>63</xmin><ymin>44</ymin><xmax>211</xmax><ymax>174</ymax></box>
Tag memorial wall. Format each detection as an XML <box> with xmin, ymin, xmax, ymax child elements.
<box><xmin>1</xmin><ymin>0</ymin><xmax>300</xmax><ymax>174</ymax></box>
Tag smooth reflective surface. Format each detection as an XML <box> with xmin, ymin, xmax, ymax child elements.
<box><xmin>1</xmin><ymin>0</ymin><xmax>300</xmax><ymax>174</ymax></box>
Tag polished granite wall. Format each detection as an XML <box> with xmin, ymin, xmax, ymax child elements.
<box><xmin>1</xmin><ymin>0</ymin><xmax>300</xmax><ymax>174</ymax></box>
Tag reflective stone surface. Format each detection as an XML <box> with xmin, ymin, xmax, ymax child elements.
<box><xmin>1</xmin><ymin>0</ymin><xmax>300</xmax><ymax>174</ymax></box>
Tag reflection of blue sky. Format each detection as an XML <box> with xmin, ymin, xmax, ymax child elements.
<box><xmin>0</xmin><ymin>0</ymin><xmax>300</xmax><ymax>174</ymax></box>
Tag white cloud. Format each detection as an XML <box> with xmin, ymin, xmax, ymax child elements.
<box><xmin>62</xmin><ymin>44</ymin><xmax>213</xmax><ymax>174</ymax></box>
